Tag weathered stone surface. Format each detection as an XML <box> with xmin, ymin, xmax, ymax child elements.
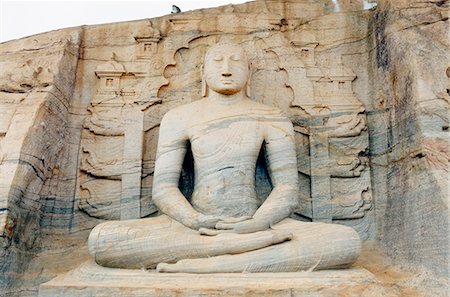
<box><xmin>83</xmin><ymin>42</ymin><xmax>362</xmax><ymax>274</ymax></box>
<box><xmin>368</xmin><ymin>0</ymin><xmax>449</xmax><ymax>280</ymax></box>
<box><xmin>0</xmin><ymin>0</ymin><xmax>448</xmax><ymax>296</ymax></box>
<box><xmin>60</xmin><ymin>1</ymin><xmax>376</xmax><ymax>240</ymax></box>
<box><xmin>0</xmin><ymin>28</ymin><xmax>85</xmax><ymax>296</ymax></box>
<box><xmin>39</xmin><ymin>260</ymin><xmax>381</xmax><ymax>297</ymax></box>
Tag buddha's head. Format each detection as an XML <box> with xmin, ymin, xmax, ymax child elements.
<box><xmin>202</xmin><ymin>43</ymin><xmax>250</xmax><ymax>97</ymax></box>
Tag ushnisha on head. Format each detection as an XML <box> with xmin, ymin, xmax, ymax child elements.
<box><xmin>202</xmin><ymin>43</ymin><xmax>251</xmax><ymax>97</ymax></box>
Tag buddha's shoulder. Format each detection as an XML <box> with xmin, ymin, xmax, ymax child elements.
<box><xmin>246</xmin><ymin>101</ymin><xmax>286</xmax><ymax>119</ymax></box>
<box><xmin>161</xmin><ymin>100</ymin><xmax>205</xmax><ymax>123</ymax></box>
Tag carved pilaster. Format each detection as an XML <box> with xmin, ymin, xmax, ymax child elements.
<box><xmin>309</xmin><ymin>131</ymin><xmax>332</xmax><ymax>222</ymax></box>
<box><xmin>121</xmin><ymin>108</ymin><xmax>144</xmax><ymax>220</ymax></box>
<box><xmin>79</xmin><ymin>58</ymin><xmax>149</xmax><ymax>220</ymax></box>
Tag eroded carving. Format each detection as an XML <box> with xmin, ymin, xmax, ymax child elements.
<box><xmin>134</xmin><ymin>21</ymin><xmax>162</xmax><ymax>60</ymax></box>
<box><xmin>79</xmin><ymin>55</ymin><xmax>153</xmax><ymax>219</ymax></box>
<box><xmin>331</xmin><ymin>173</ymin><xmax>372</xmax><ymax>221</ymax></box>
<box><xmin>77</xmin><ymin>17</ymin><xmax>373</xmax><ymax>236</ymax></box>
<box><xmin>80</xmin><ymin>179</ymin><xmax>121</xmax><ymax>219</ymax></box>
<box><xmin>80</xmin><ymin>148</ymin><xmax>122</xmax><ymax>179</ymax></box>
<box><xmin>87</xmin><ymin>43</ymin><xmax>361</xmax><ymax>273</ymax></box>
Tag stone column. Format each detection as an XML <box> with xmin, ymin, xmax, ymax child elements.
<box><xmin>309</xmin><ymin>132</ymin><xmax>332</xmax><ymax>222</ymax></box>
<box><xmin>121</xmin><ymin>108</ymin><xmax>144</xmax><ymax>220</ymax></box>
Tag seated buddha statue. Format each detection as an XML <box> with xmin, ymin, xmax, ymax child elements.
<box><xmin>87</xmin><ymin>42</ymin><xmax>361</xmax><ymax>273</ymax></box>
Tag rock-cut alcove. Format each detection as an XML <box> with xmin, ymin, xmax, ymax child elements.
<box><xmin>0</xmin><ymin>0</ymin><xmax>448</xmax><ymax>296</ymax></box>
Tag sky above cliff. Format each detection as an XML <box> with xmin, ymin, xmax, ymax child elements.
<box><xmin>0</xmin><ymin>0</ymin><xmax>248</xmax><ymax>42</ymax></box>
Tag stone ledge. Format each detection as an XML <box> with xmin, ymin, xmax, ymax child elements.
<box><xmin>39</xmin><ymin>260</ymin><xmax>377</xmax><ymax>297</ymax></box>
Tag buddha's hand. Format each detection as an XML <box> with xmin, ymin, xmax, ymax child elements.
<box><xmin>199</xmin><ymin>217</ymin><xmax>269</xmax><ymax>235</ymax></box>
<box><xmin>195</xmin><ymin>214</ymin><xmax>251</xmax><ymax>230</ymax></box>
<box><xmin>216</xmin><ymin>218</ymin><xmax>270</xmax><ymax>234</ymax></box>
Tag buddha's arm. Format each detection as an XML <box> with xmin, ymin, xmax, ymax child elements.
<box><xmin>214</xmin><ymin>116</ymin><xmax>299</xmax><ymax>234</ymax></box>
<box><xmin>252</xmin><ymin>118</ymin><xmax>299</xmax><ymax>224</ymax></box>
<box><xmin>152</xmin><ymin>110</ymin><xmax>212</xmax><ymax>230</ymax></box>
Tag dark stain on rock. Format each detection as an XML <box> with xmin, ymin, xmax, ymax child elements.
<box><xmin>374</xmin><ymin>8</ymin><xmax>390</xmax><ymax>71</ymax></box>
<box><xmin>0</xmin><ymin>88</ymin><xmax>26</xmax><ymax>94</ymax></box>
<box><xmin>387</xmin><ymin>119</ymin><xmax>393</xmax><ymax>149</ymax></box>
<box><xmin>19</xmin><ymin>83</ymin><xmax>33</xmax><ymax>90</ymax></box>
<box><xmin>412</xmin><ymin>152</ymin><xmax>426</xmax><ymax>158</ymax></box>
<box><xmin>403</xmin><ymin>75</ymin><xmax>416</xmax><ymax>138</ymax></box>
<box><xmin>358</xmin><ymin>149</ymin><xmax>370</xmax><ymax>158</ymax></box>
<box><xmin>435</xmin><ymin>0</ymin><xmax>447</xmax><ymax>7</ymax></box>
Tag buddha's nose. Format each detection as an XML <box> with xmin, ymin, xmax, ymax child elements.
<box><xmin>221</xmin><ymin>60</ymin><xmax>232</xmax><ymax>77</ymax></box>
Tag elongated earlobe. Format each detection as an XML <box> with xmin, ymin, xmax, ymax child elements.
<box><xmin>201</xmin><ymin>75</ymin><xmax>208</xmax><ymax>97</ymax></box>
<box><xmin>201</xmin><ymin>64</ymin><xmax>208</xmax><ymax>97</ymax></box>
<box><xmin>245</xmin><ymin>70</ymin><xmax>252</xmax><ymax>98</ymax></box>
<box><xmin>245</xmin><ymin>83</ymin><xmax>251</xmax><ymax>98</ymax></box>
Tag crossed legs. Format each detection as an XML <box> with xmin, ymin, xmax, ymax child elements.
<box><xmin>88</xmin><ymin>215</ymin><xmax>360</xmax><ymax>272</ymax></box>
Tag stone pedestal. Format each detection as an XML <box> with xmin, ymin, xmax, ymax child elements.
<box><xmin>39</xmin><ymin>260</ymin><xmax>377</xmax><ymax>297</ymax></box>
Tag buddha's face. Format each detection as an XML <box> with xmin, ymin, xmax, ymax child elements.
<box><xmin>203</xmin><ymin>44</ymin><xmax>250</xmax><ymax>95</ymax></box>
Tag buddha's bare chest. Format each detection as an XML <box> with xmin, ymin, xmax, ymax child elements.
<box><xmin>188</xmin><ymin>119</ymin><xmax>264</xmax><ymax>162</ymax></box>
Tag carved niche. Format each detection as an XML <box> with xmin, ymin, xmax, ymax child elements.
<box><xmin>77</xmin><ymin>6</ymin><xmax>373</xmax><ymax>239</ymax></box>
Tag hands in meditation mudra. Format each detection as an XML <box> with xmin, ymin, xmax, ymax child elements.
<box><xmin>88</xmin><ymin>43</ymin><xmax>361</xmax><ymax>273</ymax></box>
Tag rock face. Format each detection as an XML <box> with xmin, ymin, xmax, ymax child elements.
<box><xmin>0</xmin><ymin>0</ymin><xmax>448</xmax><ymax>296</ymax></box>
<box><xmin>369</xmin><ymin>0</ymin><xmax>449</xmax><ymax>279</ymax></box>
<box><xmin>83</xmin><ymin>41</ymin><xmax>362</xmax><ymax>275</ymax></box>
